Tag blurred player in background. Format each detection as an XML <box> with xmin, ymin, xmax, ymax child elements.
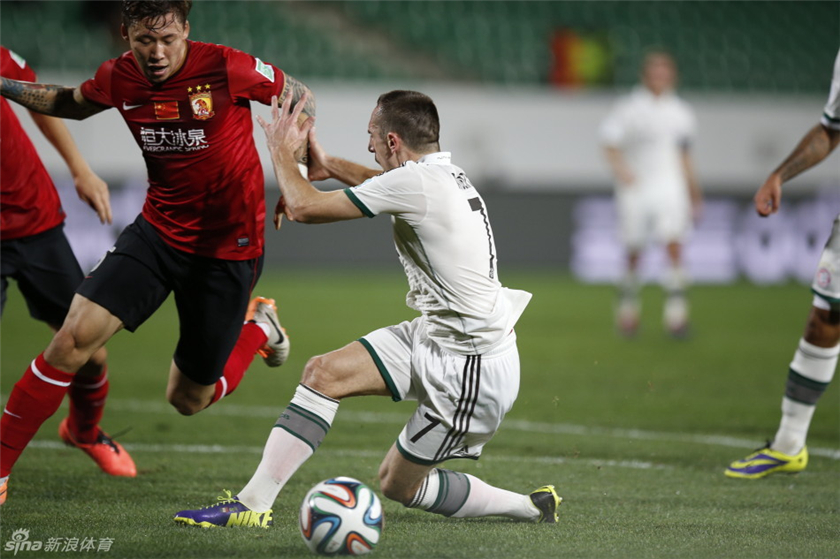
<box><xmin>726</xmin><ymin>48</ymin><xmax>840</xmax><ymax>479</ymax></box>
<box><xmin>600</xmin><ymin>51</ymin><xmax>702</xmax><ymax>338</ymax></box>
<box><xmin>174</xmin><ymin>91</ymin><xmax>562</xmax><ymax>528</ymax></box>
<box><xmin>0</xmin><ymin>0</ymin><xmax>314</xmax><ymax>502</ymax></box>
<box><xmin>0</xmin><ymin>45</ymin><xmax>136</xmax><ymax>503</ymax></box>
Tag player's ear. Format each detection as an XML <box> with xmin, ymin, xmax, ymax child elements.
<box><xmin>387</xmin><ymin>132</ymin><xmax>398</xmax><ymax>153</ymax></box>
<box><xmin>120</xmin><ymin>23</ymin><xmax>129</xmax><ymax>42</ymax></box>
<box><xmin>183</xmin><ymin>20</ymin><xmax>190</xmax><ymax>38</ymax></box>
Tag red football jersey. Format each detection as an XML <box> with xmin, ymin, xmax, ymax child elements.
<box><xmin>0</xmin><ymin>46</ymin><xmax>65</xmax><ymax>240</ymax></box>
<box><xmin>80</xmin><ymin>41</ymin><xmax>286</xmax><ymax>260</ymax></box>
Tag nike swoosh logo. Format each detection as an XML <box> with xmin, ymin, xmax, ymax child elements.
<box><xmin>3</xmin><ymin>408</ymin><xmax>22</xmax><ymax>419</ymax></box>
<box><xmin>122</xmin><ymin>102</ymin><xmax>143</xmax><ymax>110</ymax></box>
<box><xmin>265</xmin><ymin>313</ymin><xmax>284</xmax><ymax>343</ymax></box>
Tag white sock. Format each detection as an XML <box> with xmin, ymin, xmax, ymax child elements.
<box><xmin>773</xmin><ymin>398</ymin><xmax>817</xmax><ymax>455</ymax></box>
<box><xmin>450</xmin><ymin>474</ymin><xmax>538</xmax><ymax>521</ymax></box>
<box><xmin>771</xmin><ymin>339</ymin><xmax>838</xmax><ymax>455</ymax></box>
<box><xmin>237</xmin><ymin>426</ymin><xmax>313</xmax><ymax>512</ymax></box>
<box><xmin>237</xmin><ymin>385</ymin><xmax>339</xmax><ymax>512</ymax></box>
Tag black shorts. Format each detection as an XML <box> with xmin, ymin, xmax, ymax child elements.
<box><xmin>77</xmin><ymin>215</ymin><xmax>264</xmax><ymax>385</ymax></box>
<box><xmin>1</xmin><ymin>224</ymin><xmax>83</xmax><ymax>326</ymax></box>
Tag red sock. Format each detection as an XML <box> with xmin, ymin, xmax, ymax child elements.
<box><xmin>67</xmin><ymin>368</ymin><xmax>109</xmax><ymax>444</ymax></box>
<box><xmin>210</xmin><ymin>322</ymin><xmax>267</xmax><ymax>406</ymax></box>
<box><xmin>1</xmin><ymin>354</ymin><xmax>74</xmax><ymax>477</ymax></box>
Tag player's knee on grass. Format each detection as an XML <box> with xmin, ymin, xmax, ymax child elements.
<box><xmin>378</xmin><ymin>469</ymin><xmax>419</xmax><ymax>506</ymax></box>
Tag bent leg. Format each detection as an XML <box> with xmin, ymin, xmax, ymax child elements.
<box><xmin>166</xmin><ymin>363</ymin><xmax>217</xmax><ymax>416</ymax></box>
<box><xmin>236</xmin><ymin>341</ymin><xmax>387</xmax><ymax>512</ymax></box>
<box><xmin>44</xmin><ymin>294</ymin><xmax>122</xmax><ymax>373</ymax></box>
<box><xmin>166</xmin><ymin>256</ymin><xmax>267</xmax><ymax>415</ymax></box>
<box><xmin>378</xmin><ymin>444</ymin><xmax>541</xmax><ymax>521</ymax></box>
<box><xmin>1</xmin><ymin>295</ymin><xmax>121</xmax><ymax>477</ymax></box>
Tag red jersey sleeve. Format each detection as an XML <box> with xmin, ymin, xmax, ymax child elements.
<box><xmin>224</xmin><ymin>47</ymin><xmax>286</xmax><ymax>105</ymax></box>
<box><xmin>79</xmin><ymin>58</ymin><xmax>118</xmax><ymax>108</ymax></box>
<box><xmin>1</xmin><ymin>46</ymin><xmax>37</xmax><ymax>82</ymax></box>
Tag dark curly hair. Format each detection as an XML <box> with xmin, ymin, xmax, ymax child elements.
<box><xmin>122</xmin><ymin>1</ymin><xmax>192</xmax><ymax>31</ymax></box>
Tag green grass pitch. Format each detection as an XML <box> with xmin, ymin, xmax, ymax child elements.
<box><xmin>1</xmin><ymin>269</ymin><xmax>837</xmax><ymax>558</ymax></box>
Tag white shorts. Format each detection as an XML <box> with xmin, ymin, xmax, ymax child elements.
<box><xmin>812</xmin><ymin>214</ymin><xmax>840</xmax><ymax>309</ymax></box>
<box><xmin>616</xmin><ymin>189</ymin><xmax>691</xmax><ymax>250</ymax></box>
<box><xmin>359</xmin><ymin>316</ymin><xmax>520</xmax><ymax>465</ymax></box>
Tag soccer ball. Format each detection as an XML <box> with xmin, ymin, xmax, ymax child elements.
<box><xmin>299</xmin><ymin>477</ymin><xmax>384</xmax><ymax>555</ymax></box>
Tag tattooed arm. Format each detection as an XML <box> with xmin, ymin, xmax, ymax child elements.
<box><xmin>1</xmin><ymin>78</ymin><xmax>105</xmax><ymax>120</ymax></box>
<box><xmin>277</xmin><ymin>74</ymin><xmax>315</xmax><ymax>166</ymax></box>
<box><xmin>754</xmin><ymin>124</ymin><xmax>840</xmax><ymax>216</ymax></box>
<box><xmin>279</xmin><ymin>74</ymin><xmax>316</xmax><ymax>120</ymax></box>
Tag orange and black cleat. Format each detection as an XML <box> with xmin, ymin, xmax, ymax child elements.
<box><xmin>59</xmin><ymin>417</ymin><xmax>137</xmax><ymax>477</ymax></box>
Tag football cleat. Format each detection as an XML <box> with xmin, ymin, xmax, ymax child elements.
<box><xmin>246</xmin><ymin>297</ymin><xmax>290</xmax><ymax>367</ymax></box>
<box><xmin>529</xmin><ymin>485</ymin><xmax>562</xmax><ymax>523</ymax></box>
<box><xmin>0</xmin><ymin>477</ymin><xmax>8</xmax><ymax>506</ymax></box>
<box><xmin>174</xmin><ymin>490</ymin><xmax>273</xmax><ymax>528</ymax></box>
<box><xmin>725</xmin><ymin>443</ymin><xmax>808</xmax><ymax>479</ymax></box>
<box><xmin>58</xmin><ymin>417</ymin><xmax>137</xmax><ymax>477</ymax></box>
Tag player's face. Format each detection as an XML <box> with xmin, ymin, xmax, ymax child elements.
<box><xmin>642</xmin><ymin>54</ymin><xmax>676</xmax><ymax>95</ymax></box>
<box><xmin>367</xmin><ymin>107</ymin><xmax>397</xmax><ymax>171</ymax></box>
<box><xmin>122</xmin><ymin>13</ymin><xmax>190</xmax><ymax>84</ymax></box>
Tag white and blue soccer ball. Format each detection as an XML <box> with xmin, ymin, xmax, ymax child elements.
<box><xmin>299</xmin><ymin>477</ymin><xmax>384</xmax><ymax>556</ymax></box>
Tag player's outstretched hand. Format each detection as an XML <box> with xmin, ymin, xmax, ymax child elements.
<box><xmin>74</xmin><ymin>169</ymin><xmax>112</xmax><ymax>225</ymax></box>
<box><xmin>257</xmin><ymin>93</ymin><xmax>314</xmax><ymax>162</ymax></box>
<box><xmin>754</xmin><ymin>174</ymin><xmax>782</xmax><ymax>217</ymax></box>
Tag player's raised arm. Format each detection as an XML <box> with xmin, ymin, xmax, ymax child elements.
<box><xmin>1</xmin><ymin>78</ymin><xmax>105</xmax><ymax>120</ymax></box>
<box><xmin>258</xmin><ymin>93</ymin><xmax>362</xmax><ymax>226</ymax></box>
<box><xmin>755</xmin><ymin>123</ymin><xmax>840</xmax><ymax>216</ymax></box>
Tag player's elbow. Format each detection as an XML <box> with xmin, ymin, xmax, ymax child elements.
<box><xmin>285</xmin><ymin>202</ymin><xmax>321</xmax><ymax>224</ymax></box>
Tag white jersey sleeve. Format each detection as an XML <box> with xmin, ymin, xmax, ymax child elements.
<box><xmin>344</xmin><ymin>166</ymin><xmax>426</xmax><ymax>223</ymax></box>
<box><xmin>821</xmin><ymin>48</ymin><xmax>840</xmax><ymax>130</ymax></box>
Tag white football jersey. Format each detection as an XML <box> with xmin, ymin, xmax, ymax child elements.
<box><xmin>600</xmin><ymin>86</ymin><xmax>696</xmax><ymax>200</ymax></box>
<box><xmin>345</xmin><ymin>152</ymin><xmax>531</xmax><ymax>355</ymax></box>
<box><xmin>820</xmin><ymin>48</ymin><xmax>840</xmax><ymax>131</ymax></box>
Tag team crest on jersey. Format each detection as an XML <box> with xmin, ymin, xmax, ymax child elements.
<box><xmin>817</xmin><ymin>267</ymin><xmax>832</xmax><ymax>289</ymax></box>
<box><xmin>188</xmin><ymin>84</ymin><xmax>215</xmax><ymax>120</ymax></box>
